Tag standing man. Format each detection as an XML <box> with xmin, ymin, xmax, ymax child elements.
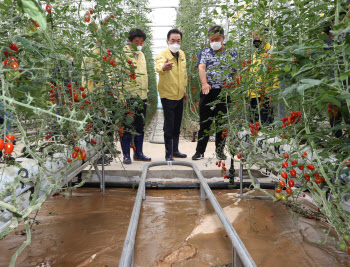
<box><xmin>248</xmin><ymin>26</ymin><xmax>278</xmax><ymax>125</ymax></box>
<box><xmin>192</xmin><ymin>25</ymin><xmax>238</xmax><ymax>161</ymax></box>
<box><xmin>120</xmin><ymin>28</ymin><xmax>151</xmax><ymax>164</ymax></box>
<box><xmin>155</xmin><ymin>29</ymin><xmax>188</xmax><ymax>161</ymax></box>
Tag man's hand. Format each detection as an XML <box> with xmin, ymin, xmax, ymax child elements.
<box><xmin>162</xmin><ymin>58</ymin><xmax>173</xmax><ymax>71</ymax></box>
<box><xmin>146</xmin><ymin>98</ymin><xmax>149</xmax><ymax>104</ymax></box>
<box><xmin>202</xmin><ymin>83</ymin><xmax>211</xmax><ymax>95</ymax></box>
<box><xmin>184</xmin><ymin>92</ymin><xmax>188</xmax><ymax>102</ymax></box>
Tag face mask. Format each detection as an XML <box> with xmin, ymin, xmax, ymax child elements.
<box><xmin>253</xmin><ymin>40</ymin><xmax>262</xmax><ymax>48</ymax></box>
<box><xmin>134</xmin><ymin>46</ymin><xmax>143</xmax><ymax>54</ymax></box>
<box><xmin>210</xmin><ymin>42</ymin><xmax>222</xmax><ymax>51</ymax></box>
<box><xmin>169</xmin><ymin>44</ymin><xmax>181</xmax><ymax>53</ymax></box>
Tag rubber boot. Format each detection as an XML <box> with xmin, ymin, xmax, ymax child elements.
<box><xmin>133</xmin><ymin>133</ymin><xmax>151</xmax><ymax>161</ymax></box>
<box><xmin>172</xmin><ymin>136</ymin><xmax>187</xmax><ymax>158</ymax></box>
<box><xmin>120</xmin><ymin>134</ymin><xmax>132</xmax><ymax>164</ymax></box>
<box><xmin>165</xmin><ymin>138</ymin><xmax>174</xmax><ymax>161</ymax></box>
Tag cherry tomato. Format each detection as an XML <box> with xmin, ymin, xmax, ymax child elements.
<box><xmin>319</xmin><ymin>177</ymin><xmax>325</xmax><ymax>183</ymax></box>
<box><xmin>3</xmin><ymin>59</ymin><xmax>10</xmax><ymax>66</ymax></box>
<box><xmin>275</xmin><ymin>193</ymin><xmax>282</xmax><ymax>200</ymax></box>
<box><xmin>84</xmin><ymin>16</ymin><xmax>90</xmax><ymax>22</ymax></box>
<box><xmin>89</xmin><ymin>9</ymin><xmax>94</xmax><ymax>14</ymax></box>
<box><xmin>9</xmin><ymin>43</ymin><xmax>18</xmax><ymax>53</ymax></box>
<box><xmin>81</xmin><ymin>152</ymin><xmax>87</xmax><ymax>160</ymax></box>
<box><xmin>288</xmin><ymin>180</ymin><xmax>295</xmax><ymax>187</ymax></box>
<box><xmin>74</xmin><ymin>147</ymin><xmax>80</xmax><ymax>152</ymax></box>
<box><xmin>10</xmin><ymin>61</ymin><xmax>18</xmax><ymax>69</ymax></box>
<box><xmin>4</xmin><ymin>142</ymin><xmax>14</xmax><ymax>154</ymax></box>
<box><xmin>291</xmin><ymin>160</ymin><xmax>298</xmax><ymax>166</ymax></box>
<box><xmin>72</xmin><ymin>151</ymin><xmax>78</xmax><ymax>159</ymax></box>
<box><xmin>281</xmin><ymin>172</ymin><xmax>288</xmax><ymax>179</ymax></box>
<box><xmin>304</xmin><ymin>174</ymin><xmax>311</xmax><ymax>181</ymax></box>
<box><xmin>286</xmin><ymin>188</ymin><xmax>292</xmax><ymax>194</ymax></box>
<box><xmin>307</xmin><ymin>164</ymin><xmax>315</xmax><ymax>170</ymax></box>
<box><xmin>283</xmin><ymin>153</ymin><xmax>289</xmax><ymax>159</ymax></box>
<box><xmin>281</xmin><ymin>195</ymin><xmax>287</xmax><ymax>201</ymax></box>
<box><xmin>276</xmin><ymin>187</ymin><xmax>282</xmax><ymax>193</ymax></box>
<box><xmin>314</xmin><ymin>178</ymin><xmax>322</xmax><ymax>184</ymax></box>
<box><xmin>105</xmin><ymin>18</ymin><xmax>109</xmax><ymax>23</ymax></box>
<box><xmin>85</xmin><ymin>100</ymin><xmax>89</xmax><ymax>104</ymax></box>
<box><xmin>77</xmin><ymin>153</ymin><xmax>82</xmax><ymax>160</ymax></box>
<box><xmin>279</xmin><ymin>180</ymin><xmax>286</xmax><ymax>187</ymax></box>
<box><xmin>67</xmin><ymin>82</ymin><xmax>71</xmax><ymax>87</ymax></box>
<box><xmin>46</xmin><ymin>4</ymin><xmax>51</xmax><ymax>13</ymax></box>
<box><xmin>290</xmin><ymin>169</ymin><xmax>296</xmax><ymax>177</ymax></box>
<box><xmin>74</xmin><ymin>135</ymin><xmax>77</xmax><ymax>138</ymax></box>
<box><xmin>298</xmin><ymin>164</ymin><xmax>304</xmax><ymax>170</ymax></box>
<box><xmin>110</xmin><ymin>14</ymin><xmax>115</xmax><ymax>18</ymax></box>
<box><xmin>3</xmin><ymin>51</ymin><xmax>11</xmax><ymax>57</ymax></box>
<box><xmin>302</xmin><ymin>152</ymin><xmax>307</xmax><ymax>158</ymax></box>
<box><xmin>91</xmin><ymin>139</ymin><xmax>97</xmax><ymax>144</ymax></box>
<box><xmin>10</xmin><ymin>56</ymin><xmax>18</xmax><ymax>63</ymax></box>
<box><xmin>80</xmin><ymin>105</ymin><xmax>84</xmax><ymax>109</ymax></box>
<box><xmin>0</xmin><ymin>139</ymin><xmax>4</xmax><ymax>150</ymax></box>
<box><xmin>237</xmin><ymin>154</ymin><xmax>241</xmax><ymax>159</ymax></box>
<box><xmin>282</xmin><ymin>161</ymin><xmax>288</xmax><ymax>168</ymax></box>
<box><xmin>340</xmin><ymin>243</ymin><xmax>347</xmax><ymax>251</ymax></box>
<box><xmin>6</xmin><ymin>135</ymin><xmax>15</xmax><ymax>142</ymax></box>
<box><xmin>82</xmin><ymin>93</ymin><xmax>87</xmax><ymax>98</ymax></box>
<box><xmin>67</xmin><ymin>158</ymin><xmax>72</xmax><ymax>163</ymax></box>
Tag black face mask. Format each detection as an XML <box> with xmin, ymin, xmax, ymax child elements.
<box><xmin>253</xmin><ymin>40</ymin><xmax>262</xmax><ymax>48</ymax></box>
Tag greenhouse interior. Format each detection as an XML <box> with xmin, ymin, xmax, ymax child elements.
<box><xmin>1</xmin><ymin>0</ymin><xmax>350</xmax><ymax>266</ymax></box>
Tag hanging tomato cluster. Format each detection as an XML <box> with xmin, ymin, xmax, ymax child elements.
<box><xmin>102</xmin><ymin>49</ymin><xmax>117</xmax><ymax>67</ymax></box>
<box><xmin>126</xmin><ymin>59</ymin><xmax>136</xmax><ymax>80</ymax></box>
<box><xmin>118</xmin><ymin>126</ymin><xmax>124</xmax><ymax>137</ymax></box>
<box><xmin>282</xmin><ymin>110</ymin><xmax>302</xmax><ymax>128</ymax></box>
<box><xmin>45</xmin><ymin>131</ymin><xmax>52</xmax><ymax>140</ymax></box>
<box><xmin>68</xmin><ymin>147</ymin><xmax>87</xmax><ymax>162</ymax></box>
<box><xmin>221</xmin><ymin>128</ymin><xmax>228</xmax><ymax>139</ymax></box>
<box><xmin>250</xmin><ymin>122</ymin><xmax>259</xmax><ymax>136</ymax></box>
<box><xmin>3</xmin><ymin>43</ymin><xmax>19</xmax><ymax>71</ymax></box>
<box><xmin>0</xmin><ymin>135</ymin><xmax>15</xmax><ymax>156</ymax></box>
<box><xmin>216</xmin><ymin>160</ymin><xmax>227</xmax><ymax>174</ymax></box>
<box><xmin>328</xmin><ymin>104</ymin><xmax>339</xmax><ymax>118</ymax></box>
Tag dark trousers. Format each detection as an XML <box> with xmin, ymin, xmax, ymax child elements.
<box><xmin>161</xmin><ymin>98</ymin><xmax>184</xmax><ymax>139</ymax></box>
<box><xmin>250</xmin><ymin>97</ymin><xmax>274</xmax><ymax>125</ymax></box>
<box><xmin>122</xmin><ymin>98</ymin><xmax>148</xmax><ymax>135</ymax></box>
<box><xmin>196</xmin><ymin>89</ymin><xmax>228</xmax><ymax>154</ymax></box>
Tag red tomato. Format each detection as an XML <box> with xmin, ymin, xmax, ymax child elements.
<box><xmin>4</xmin><ymin>142</ymin><xmax>14</xmax><ymax>154</ymax></box>
<box><xmin>291</xmin><ymin>160</ymin><xmax>298</xmax><ymax>166</ymax></box>
<box><xmin>288</xmin><ymin>180</ymin><xmax>295</xmax><ymax>187</ymax></box>
<box><xmin>73</xmin><ymin>93</ymin><xmax>78</xmax><ymax>102</ymax></box>
<box><xmin>290</xmin><ymin>169</ymin><xmax>296</xmax><ymax>177</ymax></box>
<box><xmin>67</xmin><ymin>158</ymin><xmax>72</xmax><ymax>163</ymax></box>
<box><xmin>0</xmin><ymin>139</ymin><xmax>4</xmax><ymax>150</ymax></box>
<box><xmin>74</xmin><ymin>147</ymin><xmax>80</xmax><ymax>152</ymax></box>
<box><xmin>319</xmin><ymin>177</ymin><xmax>325</xmax><ymax>183</ymax></box>
<box><xmin>81</xmin><ymin>152</ymin><xmax>87</xmax><ymax>160</ymax></box>
<box><xmin>282</xmin><ymin>161</ymin><xmax>288</xmax><ymax>168</ymax></box>
<box><xmin>91</xmin><ymin>139</ymin><xmax>97</xmax><ymax>144</ymax></box>
<box><xmin>67</xmin><ymin>82</ymin><xmax>71</xmax><ymax>87</ymax></box>
<box><xmin>46</xmin><ymin>4</ymin><xmax>51</xmax><ymax>13</ymax></box>
<box><xmin>283</xmin><ymin>153</ymin><xmax>289</xmax><ymax>159</ymax></box>
<box><xmin>3</xmin><ymin>59</ymin><xmax>10</xmax><ymax>66</ymax></box>
<box><xmin>314</xmin><ymin>178</ymin><xmax>322</xmax><ymax>184</ymax></box>
<box><xmin>9</xmin><ymin>43</ymin><xmax>18</xmax><ymax>53</ymax></box>
<box><xmin>298</xmin><ymin>164</ymin><xmax>304</xmax><ymax>170</ymax></box>
<box><xmin>105</xmin><ymin>18</ymin><xmax>109</xmax><ymax>23</ymax></box>
<box><xmin>85</xmin><ymin>100</ymin><xmax>89</xmax><ymax>104</ymax></box>
<box><xmin>72</xmin><ymin>151</ymin><xmax>78</xmax><ymax>159</ymax></box>
<box><xmin>304</xmin><ymin>173</ymin><xmax>311</xmax><ymax>181</ymax></box>
<box><xmin>10</xmin><ymin>56</ymin><xmax>18</xmax><ymax>63</ymax></box>
<box><xmin>237</xmin><ymin>154</ymin><xmax>241</xmax><ymax>159</ymax></box>
<box><xmin>286</xmin><ymin>188</ymin><xmax>292</xmax><ymax>194</ymax></box>
<box><xmin>3</xmin><ymin>51</ymin><xmax>11</xmax><ymax>57</ymax></box>
<box><xmin>276</xmin><ymin>187</ymin><xmax>282</xmax><ymax>193</ymax></box>
<box><xmin>82</xmin><ymin>93</ymin><xmax>87</xmax><ymax>98</ymax></box>
<box><xmin>80</xmin><ymin>86</ymin><xmax>85</xmax><ymax>91</ymax></box>
<box><xmin>281</xmin><ymin>172</ymin><xmax>288</xmax><ymax>179</ymax></box>
<box><xmin>10</xmin><ymin>61</ymin><xmax>18</xmax><ymax>69</ymax></box>
<box><xmin>80</xmin><ymin>105</ymin><xmax>84</xmax><ymax>109</ymax></box>
<box><xmin>307</xmin><ymin>164</ymin><xmax>315</xmax><ymax>170</ymax></box>
<box><xmin>73</xmin><ymin>135</ymin><xmax>77</xmax><ymax>138</ymax></box>
<box><xmin>89</xmin><ymin>9</ymin><xmax>94</xmax><ymax>14</ymax></box>
<box><xmin>6</xmin><ymin>135</ymin><xmax>15</xmax><ymax>142</ymax></box>
<box><xmin>279</xmin><ymin>180</ymin><xmax>286</xmax><ymax>187</ymax></box>
<box><xmin>302</xmin><ymin>152</ymin><xmax>307</xmax><ymax>158</ymax></box>
<box><xmin>84</xmin><ymin>16</ymin><xmax>90</xmax><ymax>22</ymax></box>
<box><xmin>110</xmin><ymin>14</ymin><xmax>115</xmax><ymax>18</ymax></box>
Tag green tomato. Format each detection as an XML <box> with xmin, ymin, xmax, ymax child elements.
<box><xmin>281</xmin><ymin>195</ymin><xmax>287</xmax><ymax>201</ymax></box>
<box><xmin>275</xmin><ymin>193</ymin><xmax>281</xmax><ymax>200</ymax></box>
<box><xmin>284</xmin><ymin>66</ymin><xmax>290</xmax><ymax>72</ymax></box>
<box><xmin>6</xmin><ymin>72</ymin><xmax>14</xmax><ymax>81</ymax></box>
<box><xmin>344</xmin><ymin>234</ymin><xmax>350</xmax><ymax>241</ymax></box>
<box><xmin>340</xmin><ymin>243</ymin><xmax>347</xmax><ymax>251</ymax></box>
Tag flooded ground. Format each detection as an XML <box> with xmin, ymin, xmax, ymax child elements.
<box><xmin>0</xmin><ymin>187</ymin><xmax>349</xmax><ymax>267</ymax></box>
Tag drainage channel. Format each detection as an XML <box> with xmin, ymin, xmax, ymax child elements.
<box><xmin>118</xmin><ymin>161</ymin><xmax>257</xmax><ymax>267</ymax></box>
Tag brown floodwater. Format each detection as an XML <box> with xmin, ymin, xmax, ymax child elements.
<box><xmin>0</xmin><ymin>188</ymin><xmax>349</xmax><ymax>267</ymax></box>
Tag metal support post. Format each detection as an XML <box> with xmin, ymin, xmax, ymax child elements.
<box><xmin>102</xmin><ymin>149</ymin><xmax>105</xmax><ymax>196</ymax></box>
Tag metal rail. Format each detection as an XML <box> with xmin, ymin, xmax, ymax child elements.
<box><xmin>118</xmin><ymin>161</ymin><xmax>257</xmax><ymax>267</ymax></box>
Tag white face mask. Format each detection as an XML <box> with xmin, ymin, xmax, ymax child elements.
<box><xmin>134</xmin><ymin>45</ymin><xmax>143</xmax><ymax>54</ymax></box>
<box><xmin>169</xmin><ymin>43</ymin><xmax>181</xmax><ymax>53</ymax></box>
<box><xmin>210</xmin><ymin>41</ymin><xmax>222</xmax><ymax>51</ymax></box>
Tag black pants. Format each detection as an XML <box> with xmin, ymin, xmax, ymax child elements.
<box><xmin>250</xmin><ymin>97</ymin><xmax>274</xmax><ymax>125</ymax></box>
<box><xmin>122</xmin><ymin>98</ymin><xmax>148</xmax><ymax>135</ymax></box>
<box><xmin>161</xmin><ymin>98</ymin><xmax>184</xmax><ymax>139</ymax></box>
<box><xmin>196</xmin><ymin>89</ymin><xmax>228</xmax><ymax>154</ymax></box>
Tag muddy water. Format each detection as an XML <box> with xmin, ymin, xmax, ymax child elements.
<box><xmin>0</xmin><ymin>188</ymin><xmax>349</xmax><ymax>267</ymax></box>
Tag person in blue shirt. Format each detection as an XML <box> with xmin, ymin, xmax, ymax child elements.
<box><xmin>192</xmin><ymin>25</ymin><xmax>238</xmax><ymax>160</ymax></box>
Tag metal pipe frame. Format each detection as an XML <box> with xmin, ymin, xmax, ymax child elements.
<box><xmin>118</xmin><ymin>161</ymin><xmax>256</xmax><ymax>267</ymax></box>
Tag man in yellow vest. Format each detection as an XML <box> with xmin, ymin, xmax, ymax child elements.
<box><xmin>155</xmin><ymin>29</ymin><xmax>188</xmax><ymax>161</ymax></box>
<box><xmin>120</xmin><ymin>28</ymin><xmax>151</xmax><ymax>164</ymax></box>
<box><xmin>248</xmin><ymin>27</ymin><xmax>278</xmax><ymax>125</ymax></box>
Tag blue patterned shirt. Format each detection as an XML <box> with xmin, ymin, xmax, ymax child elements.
<box><xmin>196</xmin><ymin>47</ymin><xmax>238</xmax><ymax>89</ymax></box>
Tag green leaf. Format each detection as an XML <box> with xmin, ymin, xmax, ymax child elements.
<box><xmin>20</xmin><ymin>0</ymin><xmax>47</xmax><ymax>30</ymax></box>
<box><xmin>340</xmin><ymin>70</ymin><xmax>350</xmax><ymax>81</ymax></box>
<box><xmin>15</xmin><ymin>36</ymin><xmax>35</xmax><ymax>52</ymax></box>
